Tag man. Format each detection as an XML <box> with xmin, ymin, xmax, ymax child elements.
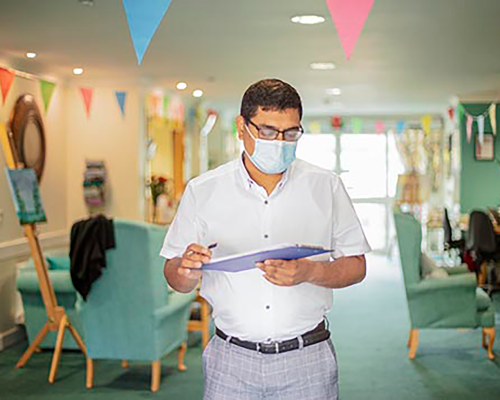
<box><xmin>161</xmin><ymin>79</ymin><xmax>370</xmax><ymax>399</ymax></box>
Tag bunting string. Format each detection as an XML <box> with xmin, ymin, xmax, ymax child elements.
<box><xmin>459</xmin><ymin>102</ymin><xmax>498</xmax><ymax>141</ymax></box>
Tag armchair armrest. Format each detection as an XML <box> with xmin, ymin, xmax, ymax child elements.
<box><xmin>17</xmin><ymin>269</ymin><xmax>75</xmax><ymax>294</ymax></box>
<box><xmin>153</xmin><ymin>291</ymin><xmax>197</xmax><ymax>322</ymax></box>
<box><xmin>407</xmin><ymin>272</ymin><xmax>476</xmax><ymax>295</ymax></box>
<box><xmin>405</xmin><ymin>273</ymin><xmax>478</xmax><ymax>328</ymax></box>
<box><xmin>445</xmin><ymin>264</ymin><xmax>471</xmax><ymax>275</ymax></box>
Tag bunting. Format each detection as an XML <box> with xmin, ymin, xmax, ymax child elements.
<box><xmin>122</xmin><ymin>0</ymin><xmax>172</xmax><ymax>65</ymax></box>
<box><xmin>309</xmin><ymin>121</ymin><xmax>322</xmax><ymax>134</ymax></box>
<box><xmin>351</xmin><ymin>118</ymin><xmax>363</xmax><ymax>133</ymax></box>
<box><xmin>375</xmin><ymin>121</ymin><xmax>385</xmax><ymax>134</ymax></box>
<box><xmin>447</xmin><ymin>107</ymin><xmax>455</xmax><ymax>122</ymax></box>
<box><xmin>396</xmin><ymin>120</ymin><xmax>405</xmax><ymax>135</ymax></box>
<box><xmin>331</xmin><ymin>116</ymin><xmax>342</xmax><ymax>130</ymax></box>
<box><xmin>0</xmin><ymin>67</ymin><xmax>15</xmax><ymax>104</ymax></box>
<box><xmin>421</xmin><ymin>115</ymin><xmax>432</xmax><ymax>135</ymax></box>
<box><xmin>40</xmin><ymin>80</ymin><xmax>56</xmax><ymax>112</ymax></box>
<box><xmin>80</xmin><ymin>87</ymin><xmax>94</xmax><ymax>119</ymax></box>
<box><xmin>325</xmin><ymin>0</ymin><xmax>374</xmax><ymax>60</ymax></box>
<box><xmin>489</xmin><ymin>104</ymin><xmax>497</xmax><ymax>136</ymax></box>
<box><xmin>466</xmin><ymin>115</ymin><xmax>473</xmax><ymax>144</ymax></box>
<box><xmin>460</xmin><ymin>103</ymin><xmax>498</xmax><ymax>142</ymax></box>
<box><xmin>115</xmin><ymin>91</ymin><xmax>127</xmax><ymax>117</ymax></box>
<box><xmin>477</xmin><ymin>115</ymin><xmax>485</xmax><ymax>145</ymax></box>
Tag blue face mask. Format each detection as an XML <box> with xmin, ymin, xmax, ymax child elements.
<box><xmin>245</xmin><ymin>125</ymin><xmax>298</xmax><ymax>174</ymax></box>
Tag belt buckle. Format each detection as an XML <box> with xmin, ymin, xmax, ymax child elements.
<box><xmin>275</xmin><ymin>342</ymin><xmax>280</xmax><ymax>354</ymax></box>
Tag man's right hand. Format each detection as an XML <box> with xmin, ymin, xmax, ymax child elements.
<box><xmin>177</xmin><ymin>243</ymin><xmax>212</xmax><ymax>281</ymax></box>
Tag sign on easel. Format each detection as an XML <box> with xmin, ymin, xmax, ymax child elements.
<box><xmin>4</xmin><ymin>168</ymin><xmax>47</xmax><ymax>225</ymax></box>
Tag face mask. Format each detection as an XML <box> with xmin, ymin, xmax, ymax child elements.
<box><xmin>244</xmin><ymin>125</ymin><xmax>297</xmax><ymax>174</ymax></box>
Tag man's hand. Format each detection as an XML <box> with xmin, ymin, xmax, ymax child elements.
<box><xmin>257</xmin><ymin>255</ymin><xmax>366</xmax><ymax>289</ymax></box>
<box><xmin>164</xmin><ymin>243</ymin><xmax>212</xmax><ymax>293</ymax></box>
<box><xmin>256</xmin><ymin>259</ymin><xmax>314</xmax><ymax>287</ymax></box>
<box><xmin>178</xmin><ymin>243</ymin><xmax>212</xmax><ymax>281</ymax></box>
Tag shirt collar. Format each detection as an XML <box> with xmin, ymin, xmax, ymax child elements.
<box><xmin>237</xmin><ymin>152</ymin><xmax>292</xmax><ymax>195</ymax></box>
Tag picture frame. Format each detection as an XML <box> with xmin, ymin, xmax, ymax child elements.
<box><xmin>475</xmin><ymin>134</ymin><xmax>495</xmax><ymax>161</ymax></box>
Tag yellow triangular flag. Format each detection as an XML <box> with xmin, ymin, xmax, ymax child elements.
<box><xmin>421</xmin><ymin>115</ymin><xmax>432</xmax><ymax>135</ymax></box>
<box><xmin>489</xmin><ymin>103</ymin><xmax>496</xmax><ymax>136</ymax></box>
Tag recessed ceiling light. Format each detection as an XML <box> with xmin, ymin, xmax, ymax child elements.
<box><xmin>193</xmin><ymin>89</ymin><xmax>203</xmax><ymax>98</ymax></box>
<box><xmin>73</xmin><ymin>67</ymin><xmax>84</xmax><ymax>75</ymax></box>
<box><xmin>176</xmin><ymin>82</ymin><xmax>187</xmax><ymax>90</ymax></box>
<box><xmin>291</xmin><ymin>15</ymin><xmax>325</xmax><ymax>25</ymax></box>
<box><xmin>310</xmin><ymin>62</ymin><xmax>335</xmax><ymax>70</ymax></box>
<box><xmin>26</xmin><ymin>52</ymin><xmax>37</xmax><ymax>59</ymax></box>
<box><xmin>78</xmin><ymin>0</ymin><xmax>94</xmax><ymax>6</ymax></box>
<box><xmin>326</xmin><ymin>88</ymin><xmax>342</xmax><ymax>96</ymax></box>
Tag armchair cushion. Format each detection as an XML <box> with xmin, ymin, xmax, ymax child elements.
<box><xmin>46</xmin><ymin>256</ymin><xmax>70</xmax><ymax>270</ymax></box>
<box><xmin>421</xmin><ymin>252</ymin><xmax>448</xmax><ymax>280</ymax></box>
<box><xmin>476</xmin><ymin>287</ymin><xmax>491</xmax><ymax>312</ymax></box>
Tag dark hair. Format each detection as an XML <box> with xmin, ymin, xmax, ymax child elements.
<box><xmin>240</xmin><ymin>79</ymin><xmax>303</xmax><ymax>121</ymax></box>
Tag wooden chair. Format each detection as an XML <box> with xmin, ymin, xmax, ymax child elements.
<box><xmin>188</xmin><ymin>293</ymin><xmax>211</xmax><ymax>349</ymax></box>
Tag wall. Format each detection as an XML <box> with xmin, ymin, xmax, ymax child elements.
<box><xmin>65</xmin><ymin>84</ymin><xmax>145</xmax><ymax>223</ymax></box>
<box><xmin>459</xmin><ymin>103</ymin><xmax>500</xmax><ymax>213</ymax></box>
<box><xmin>149</xmin><ymin>118</ymin><xmax>174</xmax><ymax>178</ymax></box>
<box><xmin>0</xmin><ymin>67</ymin><xmax>68</xmax><ymax>341</ymax></box>
<box><xmin>0</xmin><ymin>71</ymin><xmax>147</xmax><ymax>344</ymax></box>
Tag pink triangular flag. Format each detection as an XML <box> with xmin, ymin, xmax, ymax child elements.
<box><xmin>80</xmin><ymin>87</ymin><xmax>93</xmax><ymax>118</ymax></box>
<box><xmin>375</xmin><ymin>120</ymin><xmax>385</xmax><ymax>134</ymax></box>
<box><xmin>466</xmin><ymin>115</ymin><xmax>473</xmax><ymax>144</ymax></box>
<box><xmin>0</xmin><ymin>67</ymin><xmax>15</xmax><ymax>104</ymax></box>
<box><xmin>326</xmin><ymin>0</ymin><xmax>375</xmax><ymax>60</ymax></box>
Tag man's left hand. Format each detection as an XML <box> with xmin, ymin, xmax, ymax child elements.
<box><xmin>256</xmin><ymin>259</ymin><xmax>314</xmax><ymax>286</ymax></box>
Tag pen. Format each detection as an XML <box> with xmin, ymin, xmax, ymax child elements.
<box><xmin>208</xmin><ymin>243</ymin><xmax>218</xmax><ymax>250</ymax></box>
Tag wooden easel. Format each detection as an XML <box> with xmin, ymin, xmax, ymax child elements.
<box><xmin>1</xmin><ymin>124</ymin><xmax>87</xmax><ymax>383</ymax></box>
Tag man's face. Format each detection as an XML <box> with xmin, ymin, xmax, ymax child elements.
<box><xmin>236</xmin><ymin>108</ymin><xmax>301</xmax><ymax>157</ymax></box>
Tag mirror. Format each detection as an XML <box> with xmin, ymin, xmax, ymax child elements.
<box><xmin>9</xmin><ymin>94</ymin><xmax>46</xmax><ymax>181</ymax></box>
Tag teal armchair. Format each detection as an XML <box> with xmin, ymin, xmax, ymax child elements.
<box><xmin>78</xmin><ymin>220</ymin><xmax>196</xmax><ymax>392</ymax></box>
<box><xmin>17</xmin><ymin>251</ymin><xmax>83</xmax><ymax>350</ymax></box>
<box><xmin>393</xmin><ymin>211</ymin><xmax>495</xmax><ymax>359</ymax></box>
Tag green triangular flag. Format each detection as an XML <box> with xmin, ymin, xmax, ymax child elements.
<box><xmin>351</xmin><ymin>118</ymin><xmax>363</xmax><ymax>133</ymax></box>
<box><xmin>40</xmin><ymin>80</ymin><xmax>56</xmax><ymax>112</ymax></box>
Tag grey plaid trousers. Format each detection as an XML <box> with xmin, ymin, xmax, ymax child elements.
<box><xmin>202</xmin><ymin>335</ymin><xmax>339</xmax><ymax>399</ymax></box>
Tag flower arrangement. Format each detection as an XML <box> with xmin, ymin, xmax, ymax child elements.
<box><xmin>148</xmin><ymin>175</ymin><xmax>169</xmax><ymax>205</ymax></box>
<box><xmin>148</xmin><ymin>175</ymin><xmax>173</xmax><ymax>223</ymax></box>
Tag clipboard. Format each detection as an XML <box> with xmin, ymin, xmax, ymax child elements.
<box><xmin>199</xmin><ymin>244</ymin><xmax>333</xmax><ymax>273</ymax></box>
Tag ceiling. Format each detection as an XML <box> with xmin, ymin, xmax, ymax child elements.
<box><xmin>1</xmin><ymin>0</ymin><xmax>500</xmax><ymax>116</ymax></box>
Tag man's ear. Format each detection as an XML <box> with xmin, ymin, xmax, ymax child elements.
<box><xmin>236</xmin><ymin>115</ymin><xmax>245</xmax><ymax>140</ymax></box>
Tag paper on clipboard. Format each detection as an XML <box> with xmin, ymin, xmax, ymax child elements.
<box><xmin>198</xmin><ymin>243</ymin><xmax>333</xmax><ymax>273</ymax></box>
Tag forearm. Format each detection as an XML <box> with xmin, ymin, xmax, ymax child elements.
<box><xmin>164</xmin><ymin>258</ymin><xmax>199</xmax><ymax>293</ymax></box>
<box><xmin>307</xmin><ymin>255</ymin><xmax>366</xmax><ymax>288</ymax></box>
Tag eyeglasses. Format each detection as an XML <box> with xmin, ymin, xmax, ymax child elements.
<box><xmin>246</xmin><ymin>119</ymin><xmax>304</xmax><ymax>142</ymax></box>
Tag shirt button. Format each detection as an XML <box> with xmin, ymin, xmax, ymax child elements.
<box><xmin>264</xmin><ymin>234</ymin><xmax>269</xmax><ymax>239</ymax></box>
<box><xmin>264</xmin><ymin>200</ymin><xmax>268</xmax><ymax>205</ymax></box>
<box><xmin>266</xmin><ymin>305</ymin><xmax>270</xmax><ymax>310</ymax></box>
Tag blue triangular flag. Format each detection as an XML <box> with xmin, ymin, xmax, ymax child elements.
<box><xmin>122</xmin><ymin>0</ymin><xmax>172</xmax><ymax>65</ymax></box>
<box><xmin>115</xmin><ymin>91</ymin><xmax>127</xmax><ymax>117</ymax></box>
<box><xmin>396</xmin><ymin>120</ymin><xmax>405</xmax><ymax>135</ymax></box>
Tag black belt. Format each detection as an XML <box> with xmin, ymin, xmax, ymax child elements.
<box><xmin>215</xmin><ymin>321</ymin><xmax>330</xmax><ymax>354</ymax></box>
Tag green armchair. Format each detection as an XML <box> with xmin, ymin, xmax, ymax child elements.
<box><xmin>393</xmin><ymin>211</ymin><xmax>495</xmax><ymax>359</ymax></box>
<box><xmin>17</xmin><ymin>251</ymin><xmax>83</xmax><ymax>350</ymax></box>
<box><xmin>77</xmin><ymin>220</ymin><xmax>196</xmax><ymax>392</ymax></box>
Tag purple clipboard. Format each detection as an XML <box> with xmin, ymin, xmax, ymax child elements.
<box><xmin>201</xmin><ymin>245</ymin><xmax>332</xmax><ymax>273</ymax></box>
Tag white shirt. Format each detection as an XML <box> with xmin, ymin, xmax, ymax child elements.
<box><xmin>160</xmin><ymin>155</ymin><xmax>371</xmax><ymax>342</ymax></box>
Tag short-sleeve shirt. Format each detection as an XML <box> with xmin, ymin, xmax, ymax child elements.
<box><xmin>160</xmin><ymin>155</ymin><xmax>371</xmax><ymax>342</ymax></box>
